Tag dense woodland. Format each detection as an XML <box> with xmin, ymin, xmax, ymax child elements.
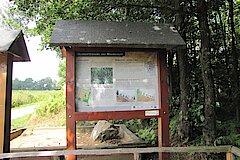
<box><xmin>2</xmin><ymin>0</ymin><xmax>240</xmax><ymax>152</ymax></box>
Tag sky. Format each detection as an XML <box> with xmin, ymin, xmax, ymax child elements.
<box><xmin>0</xmin><ymin>0</ymin><xmax>60</xmax><ymax>81</ymax></box>
<box><xmin>12</xmin><ymin>36</ymin><xmax>60</xmax><ymax>81</ymax></box>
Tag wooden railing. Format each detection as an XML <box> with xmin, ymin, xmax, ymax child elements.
<box><xmin>0</xmin><ymin>145</ymin><xmax>239</xmax><ymax>160</ymax></box>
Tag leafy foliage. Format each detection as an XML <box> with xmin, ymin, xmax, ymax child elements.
<box><xmin>111</xmin><ymin>118</ymin><xmax>158</xmax><ymax>145</ymax></box>
<box><xmin>12</xmin><ymin>90</ymin><xmax>60</xmax><ymax>108</ymax></box>
<box><xmin>36</xmin><ymin>90</ymin><xmax>65</xmax><ymax>116</ymax></box>
<box><xmin>215</xmin><ymin>121</ymin><xmax>240</xmax><ymax>147</ymax></box>
<box><xmin>12</xmin><ymin>90</ymin><xmax>38</xmax><ymax>108</ymax></box>
<box><xmin>12</xmin><ymin>77</ymin><xmax>60</xmax><ymax>90</ymax></box>
<box><xmin>57</xmin><ymin>59</ymin><xmax>66</xmax><ymax>88</ymax></box>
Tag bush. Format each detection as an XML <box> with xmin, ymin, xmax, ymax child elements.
<box><xmin>215</xmin><ymin>120</ymin><xmax>240</xmax><ymax>147</ymax></box>
<box><xmin>12</xmin><ymin>90</ymin><xmax>38</xmax><ymax>108</ymax></box>
<box><xmin>36</xmin><ymin>90</ymin><xmax>65</xmax><ymax>116</ymax></box>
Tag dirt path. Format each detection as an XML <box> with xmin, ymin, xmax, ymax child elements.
<box><xmin>10</xmin><ymin>127</ymin><xmax>102</xmax><ymax>148</ymax></box>
<box><xmin>11</xmin><ymin>104</ymin><xmax>39</xmax><ymax>120</ymax></box>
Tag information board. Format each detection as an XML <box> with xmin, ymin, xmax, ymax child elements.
<box><xmin>75</xmin><ymin>52</ymin><xmax>159</xmax><ymax>112</ymax></box>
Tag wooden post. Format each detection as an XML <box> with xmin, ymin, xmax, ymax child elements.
<box><xmin>134</xmin><ymin>153</ymin><xmax>141</xmax><ymax>160</ymax></box>
<box><xmin>226</xmin><ymin>152</ymin><xmax>235</xmax><ymax>160</ymax></box>
<box><xmin>157</xmin><ymin>50</ymin><xmax>170</xmax><ymax>160</ymax></box>
<box><xmin>65</xmin><ymin>47</ymin><xmax>76</xmax><ymax>160</ymax></box>
<box><xmin>0</xmin><ymin>53</ymin><xmax>7</xmax><ymax>154</ymax></box>
<box><xmin>3</xmin><ymin>54</ymin><xmax>13</xmax><ymax>154</ymax></box>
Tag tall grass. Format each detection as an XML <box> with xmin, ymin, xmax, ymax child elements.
<box><xmin>12</xmin><ymin>90</ymin><xmax>61</xmax><ymax>108</ymax></box>
<box><xmin>36</xmin><ymin>91</ymin><xmax>65</xmax><ymax>116</ymax></box>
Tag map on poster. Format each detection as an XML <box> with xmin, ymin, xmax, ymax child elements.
<box><xmin>75</xmin><ymin>52</ymin><xmax>159</xmax><ymax>112</ymax></box>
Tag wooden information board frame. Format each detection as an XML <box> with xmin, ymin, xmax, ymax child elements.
<box><xmin>50</xmin><ymin>20</ymin><xmax>186</xmax><ymax>160</ymax></box>
<box><xmin>65</xmin><ymin>47</ymin><xmax>170</xmax><ymax>160</ymax></box>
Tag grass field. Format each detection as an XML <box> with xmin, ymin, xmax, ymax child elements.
<box><xmin>11</xmin><ymin>90</ymin><xmax>66</xmax><ymax>129</ymax></box>
<box><xmin>12</xmin><ymin>90</ymin><xmax>61</xmax><ymax>108</ymax></box>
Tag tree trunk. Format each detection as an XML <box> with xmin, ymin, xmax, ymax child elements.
<box><xmin>177</xmin><ymin>49</ymin><xmax>190</xmax><ymax>143</ymax></box>
<box><xmin>197</xmin><ymin>0</ymin><xmax>216</xmax><ymax>146</ymax></box>
<box><xmin>228</xmin><ymin>0</ymin><xmax>240</xmax><ymax>122</ymax></box>
<box><xmin>174</xmin><ymin>0</ymin><xmax>190</xmax><ymax>143</ymax></box>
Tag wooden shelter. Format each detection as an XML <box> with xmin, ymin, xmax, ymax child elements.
<box><xmin>50</xmin><ymin>20</ymin><xmax>185</xmax><ymax>160</ymax></box>
<box><xmin>0</xmin><ymin>30</ymin><xmax>30</xmax><ymax>154</ymax></box>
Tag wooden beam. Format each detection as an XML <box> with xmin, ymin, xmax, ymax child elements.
<box><xmin>157</xmin><ymin>49</ymin><xmax>170</xmax><ymax>160</ymax></box>
<box><xmin>231</xmin><ymin>146</ymin><xmax>240</xmax><ymax>158</ymax></box>
<box><xmin>0</xmin><ymin>146</ymin><xmax>232</xmax><ymax>159</ymax></box>
<box><xmin>3</xmin><ymin>54</ymin><xmax>13</xmax><ymax>155</ymax></box>
<box><xmin>65</xmin><ymin>47</ymin><xmax>76</xmax><ymax>160</ymax></box>
<box><xmin>61</xmin><ymin>47</ymin><xmax>67</xmax><ymax>58</ymax></box>
<box><xmin>74</xmin><ymin>47</ymin><xmax>160</xmax><ymax>53</ymax></box>
<box><xmin>73</xmin><ymin>110</ymin><xmax>160</xmax><ymax>121</ymax></box>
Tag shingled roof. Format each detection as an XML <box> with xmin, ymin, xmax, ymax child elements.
<box><xmin>0</xmin><ymin>30</ymin><xmax>30</xmax><ymax>62</ymax></box>
<box><xmin>50</xmin><ymin>20</ymin><xmax>185</xmax><ymax>49</ymax></box>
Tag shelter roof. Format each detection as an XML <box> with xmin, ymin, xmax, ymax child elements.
<box><xmin>0</xmin><ymin>30</ymin><xmax>30</xmax><ymax>62</ymax></box>
<box><xmin>50</xmin><ymin>20</ymin><xmax>185</xmax><ymax>49</ymax></box>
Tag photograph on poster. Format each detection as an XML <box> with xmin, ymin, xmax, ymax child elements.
<box><xmin>91</xmin><ymin>67</ymin><xmax>113</xmax><ymax>84</ymax></box>
<box><xmin>137</xmin><ymin>89</ymin><xmax>156</xmax><ymax>102</ymax></box>
<box><xmin>116</xmin><ymin>90</ymin><xmax>136</xmax><ymax>102</ymax></box>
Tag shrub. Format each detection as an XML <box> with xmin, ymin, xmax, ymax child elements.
<box><xmin>12</xmin><ymin>90</ymin><xmax>38</xmax><ymax>108</ymax></box>
<box><xmin>36</xmin><ymin>91</ymin><xmax>65</xmax><ymax>116</ymax></box>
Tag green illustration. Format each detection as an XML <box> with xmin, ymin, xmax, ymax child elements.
<box><xmin>79</xmin><ymin>88</ymin><xmax>91</xmax><ymax>104</ymax></box>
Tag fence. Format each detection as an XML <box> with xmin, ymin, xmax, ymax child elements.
<box><xmin>0</xmin><ymin>145</ymin><xmax>239</xmax><ymax>160</ymax></box>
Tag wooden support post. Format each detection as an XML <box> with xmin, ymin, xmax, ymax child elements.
<box><xmin>134</xmin><ymin>153</ymin><xmax>141</xmax><ymax>160</ymax></box>
<box><xmin>157</xmin><ymin>50</ymin><xmax>170</xmax><ymax>160</ymax></box>
<box><xmin>226</xmin><ymin>152</ymin><xmax>235</xmax><ymax>160</ymax></box>
<box><xmin>3</xmin><ymin>54</ymin><xmax>13</xmax><ymax>155</ymax></box>
<box><xmin>0</xmin><ymin>53</ymin><xmax>7</xmax><ymax>154</ymax></box>
<box><xmin>65</xmin><ymin>47</ymin><xmax>76</xmax><ymax>160</ymax></box>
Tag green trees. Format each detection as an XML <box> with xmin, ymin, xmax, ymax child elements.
<box><xmin>12</xmin><ymin>77</ymin><xmax>59</xmax><ymax>90</ymax></box>
<box><xmin>3</xmin><ymin>0</ymin><xmax>240</xmax><ymax>147</ymax></box>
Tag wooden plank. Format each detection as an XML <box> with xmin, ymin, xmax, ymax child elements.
<box><xmin>65</xmin><ymin>47</ymin><xmax>76</xmax><ymax>160</ymax></box>
<box><xmin>74</xmin><ymin>47</ymin><xmax>160</xmax><ymax>53</ymax></box>
<box><xmin>157</xmin><ymin>50</ymin><xmax>170</xmax><ymax>160</ymax></box>
<box><xmin>3</xmin><ymin>54</ymin><xmax>13</xmax><ymax>154</ymax></box>
<box><xmin>11</xmin><ymin>146</ymin><xmax>66</xmax><ymax>152</ymax></box>
<box><xmin>0</xmin><ymin>146</ymin><xmax>232</xmax><ymax>159</ymax></box>
<box><xmin>73</xmin><ymin>110</ymin><xmax>160</xmax><ymax>121</ymax></box>
<box><xmin>0</xmin><ymin>53</ymin><xmax>7</xmax><ymax>154</ymax></box>
<box><xmin>10</xmin><ymin>128</ymin><xmax>26</xmax><ymax>141</ymax></box>
<box><xmin>231</xmin><ymin>146</ymin><xmax>240</xmax><ymax>157</ymax></box>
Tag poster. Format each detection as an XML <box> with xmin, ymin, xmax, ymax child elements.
<box><xmin>75</xmin><ymin>52</ymin><xmax>159</xmax><ymax>112</ymax></box>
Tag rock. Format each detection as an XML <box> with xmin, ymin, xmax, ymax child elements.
<box><xmin>90</xmin><ymin>120</ymin><xmax>121</xmax><ymax>142</ymax></box>
<box><xmin>98</xmin><ymin>125</ymin><xmax>119</xmax><ymax>142</ymax></box>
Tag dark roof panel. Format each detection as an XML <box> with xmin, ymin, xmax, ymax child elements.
<box><xmin>50</xmin><ymin>20</ymin><xmax>185</xmax><ymax>49</ymax></box>
<box><xmin>0</xmin><ymin>30</ymin><xmax>30</xmax><ymax>62</ymax></box>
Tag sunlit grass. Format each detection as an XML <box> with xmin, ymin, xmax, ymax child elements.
<box><xmin>11</xmin><ymin>114</ymin><xmax>32</xmax><ymax>129</ymax></box>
